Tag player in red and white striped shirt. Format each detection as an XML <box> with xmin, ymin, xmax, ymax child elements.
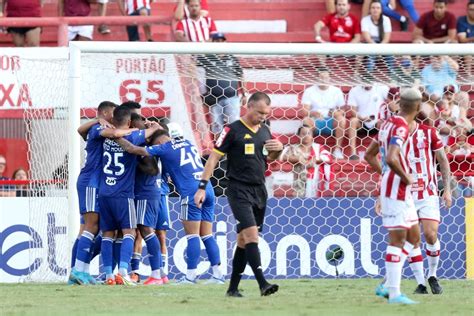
<box><xmin>174</xmin><ymin>0</ymin><xmax>217</xmax><ymax>42</ymax></box>
<box><xmin>364</xmin><ymin>88</ymin><xmax>422</xmax><ymax>305</ymax></box>
<box><xmin>405</xmin><ymin>122</ymin><xmax>452</xmax><ymax>294</ymax></box>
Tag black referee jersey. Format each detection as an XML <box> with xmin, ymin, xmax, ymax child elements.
<box><xmin>213</xmin><ymin>119</ymin><xmax>272</xmax><ymax>185</ymax></box>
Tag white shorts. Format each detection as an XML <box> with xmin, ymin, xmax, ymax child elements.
<box><xmin>381</xmin><ymin>196</ymin><xmax>418</xmax><ymax>230</ymax></box>
<box><xmin>68</xmin><ymin>25</ymin><xmax>94</xmax><ymax>41</ymax></box>
<box><xmin>414</xmin><ymin>195</ymin><xmax>440</xmax><ymax>223</ymax></box>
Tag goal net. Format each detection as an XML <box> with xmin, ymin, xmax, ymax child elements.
<box><xmin>0</xmin><ymin>43</ymin><xmax>472</xmax><ymax>282</ymax></box>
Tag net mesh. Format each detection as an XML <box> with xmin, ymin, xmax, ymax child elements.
<box><xmin>0</xmin><ymin>48</ymin><xmax>472</xmax><ymax>281</ymax></box>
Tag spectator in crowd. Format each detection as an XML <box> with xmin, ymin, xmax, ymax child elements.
<box><xmin>457</xmin><ymin>0</ymin><xmax>474</xmax><ymax>43</ymax></box>
<box><xmin>314</xmin><ymin>0</ymin><xmax>361</xmax><ymax>43</ymax></box>
<box><xmin>457</xmin><ymin>0</ymin><xmax>474</xmax><ymax>77</ymax></box>
<box><xmin>1</xmin><ymin>0</ymin><xmax>42</xmax><ymax>47</ymax></box>
<box><xmin>326</xmin><ymin>0</ymin><xmax>365</xmax><ymax>14</ymax></box>
<box><xmin>198</xmin><ymin>32</ymin><xmax>245</xmax><ymax>134</ymax></box>
<box><xmin>174</xmin><ymin>0</ymin><xmax>217</xmax><ymax>42</ymax></box>
<box><xmin>280</xmin><ymin>125</ymin><xmax>332</xmax><ymax>197</ymax></box>
<box><xmin>360</xmin><ymin>0</ymin><xmax>393</xmax><ymax>78</ymax></box>
<box><xmin>118</xmin><ymin>0</ymin><xmax>153</xmax><ymax>41</ymax></box>
<box><xmin>12</xmin><ymin>167</ymin><xmax>29</xmax><ymax>197</ymax></box>
<box><xmin>361</xmin><ymin>0</ymin><xmax>392</xmax><ymax>44</ymax></box>
<box><xmin>302</xmin><ymin>68</ymin><xmax>346</xmax><ymax>159</ymax></box>
<box><xmin>347</xmin><ymin>84</ymin><xmax>389</xmax><ymax>160</ymax></box>
<box><xmin>435</xmin><ymin>98</ymin><xmax>470</xmax><ymax>146</ymax></box>
<box><xmin>97</xmin><ymin>0</ymin><xmax>110</xmax><ymax>34</ymax></box>
<box><xmin>413</xmin><ymin>0</ymin><xmax>457</xmax><ymax>43</ymax></box>
<box><xmin>0</xmin><ymin>154</ymin><xmax>15</xmax><ymax>197</ymax></box>
<box><xmin>174</xmin><ymin>0</ymin><xmax>208</xmax><ymax>20</ymax></box>
<box><xmin>421</xmin><ymin>55</ymin><xmax>458</xmax><ymax>102</ymax></box>
<box><xmin>59</xmin><ymin>0</ymin><xmax>93</xmax><ymax>41</ymax></box>
<box><xmin>363</xmin><ymin>0</ymin><xmax>417</xmax><ymax>31</ymax></box>
<box><xmin>392</xmin><ymin>55</ymin><xmax>421</xmax><ymax>86</ymax></box>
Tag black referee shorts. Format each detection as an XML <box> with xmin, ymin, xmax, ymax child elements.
<box><xmin>227</xmin><ymin>180</ymin><xmax>267</xmax><ymax>233</ymax></box>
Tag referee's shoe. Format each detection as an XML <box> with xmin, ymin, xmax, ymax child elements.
<box><xmin>260</xmin><ymin>283</ymin><xmax>279</xmax><ymax>296</ymax></box>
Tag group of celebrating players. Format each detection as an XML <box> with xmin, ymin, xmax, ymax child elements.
<box><xmin>69</xmin><ymin>92</ymin><xmax>282</xmax><ymax>297</ymax></box>
<box><xmin>68</xmin><ymin>88</ymin><xmax>451</xmax><ymax>303</ymax></box>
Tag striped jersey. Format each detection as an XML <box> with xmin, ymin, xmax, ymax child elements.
<box><xmin>175</xmin><ymin>16</ymin><xmax>217</xmax><ymax>42</ymax></box>
<box><xmin>378</xmin><ymin>115</ymin><xmax>411</xmax><ymax>201</ymax></box>
<box><xmin>125</xmin><ymin>0</ymin><xmax>150</xmax><ymax>15</ymax></box>
<box><xmin>406</xmin><ymin>123</ymin><xmax>443</xmax><ymax>200</ymax></box>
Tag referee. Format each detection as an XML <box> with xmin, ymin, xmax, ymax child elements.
<box><xmin>194</xmin><ymin>92</ymin><xmax>283</xmax><ymax>297</ymax></box>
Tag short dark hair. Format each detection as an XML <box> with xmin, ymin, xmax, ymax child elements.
<box><xmin>113</xmin><ymin>106</ymin><xmax>132</xmax><ymax>125</ymax></box>
<box><xmin>120</xmin><ymin>101</ymin><xmax>141</xmax><ymax>110</ymax></box>
<box><xmin>469</xmin><ymin>0</ymin><xmax>474</xmax><ymax>5</ymax></box>
<box><xmin>248</xmin><ymin>92</ymin><xmax>271</xmax><ymax>106</ymax></box>
<box><xmin>130</xmin><ymin>113</ymin><xmax>143</xmax><ymax>123</ymax></box>
<box><xmin>149</xmin><ymin>129</ymin><xmax>170</xmax><ymax>144</ymax></box>
<box><xmin>97</xmin><ymin>101</ymin><xmax>117</xmax><ymax>113</ymax></box>
<box><xmin>434</xmin><ymin>0</ymin><xmax>447</xmax><ymax>4</ymax></box>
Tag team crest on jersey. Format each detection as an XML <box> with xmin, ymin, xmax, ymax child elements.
<box><xmin>345</xmin><ymin>17</ymin><xmax>353</xmax><ymax>27</ymax></box>
<box><xmin>395</xmin><ymin>127</ymin><xmax>406</xmax><ymax>138</ymax></box>
<box><xmin>105</xmin><ymin>177</ymin><xmax>116</xmax><ymax>186</ymax></box>
<box><xmin>244</xmin><ymin>134</ymin><xmax>252</xmax><ymax>139</ymax></box>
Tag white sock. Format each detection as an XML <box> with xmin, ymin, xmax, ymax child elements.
<box><xmin>74</xmin><ymin>260</ymin><xmax>85</xmax><ymax>272</ymax></box>
<box><xmin>408</xmin><ymin>247</ymin><xmax>425</xmax><ymax>285</ymax></box>
<box><xmin>106</xmin><ymin>273</ymin><xmax>114</xmax><ymax>280</ymax></box>
<box><xmin>384</xmin><ymin>241</ymin><xmax>413</xmax><ymax>287</ymax></box>
<box><xmin>212</xmin><ymin>265</ymin><xmax>223</xmax><ymax>279</ymax></box>
<box><xmin>186</xmin><ymin>269</ymin><xmax>197</xmax><ymax>281</ymax></box>
<box><xmin>84</xmin><ymin>263</ymin><xmax>90</xmax><ymax>274</ymax></box>
<box><xmin>119</xmin><ymin>267</ymin><xmax>128</xmax><ymax>276</ymax></box>
<box><xmin>426</xmin><ymin>240</ymin><xmax>440</xmax><ymax>278</ymax></box>
<box><xmin>401</xmin><ymin>241</ymin><xmax>414</xmax><ymax>266</ymax></box>
<box><xmin>385</xmin><ymin>245</ymin><xmax>402</xmax><ymax>300</ymax></box>
<box><xmin>150</xmin><ymin>269</ymin><xmax>161</xmax><ymax>279</ymax></box>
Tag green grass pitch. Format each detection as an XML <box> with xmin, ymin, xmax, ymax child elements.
<box><xmin>1</xmin><ymin>279</ymin><xmax>473</xmax><ymax>316</ymax></box>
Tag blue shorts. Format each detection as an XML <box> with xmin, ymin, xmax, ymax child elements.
<box><xmin>135</xmin><ymin>199</ymin><xmax>158</xmax><ymax>228</ymax></box>
<box><xmin>99</xmin><ymin>196</ymin><xmax>137</xmax><ymax>231</ymax></box>
<box><xmin>314</xmin><ymin>117</ymin><xmax>335</xmax><ymax>136</ymax></box>
<box><xmin>156</xmin><ymin>194</ymin><xmax>170</xmax><ymax>230</ymax></box>
<box><xmin>179</xmin><ymin>190</ymin><xmax>215</xmax><ymax>222</ymax></box>
<box><xmin>77</xmin><ymin>184</ymin><xmax>99</xmax><ymax>215</ymax></box>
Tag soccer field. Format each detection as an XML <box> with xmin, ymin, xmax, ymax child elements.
<box><xmin>1</xmin><ymin>279</ymin><xmax>473</xmax><ymax>316</ymax></box>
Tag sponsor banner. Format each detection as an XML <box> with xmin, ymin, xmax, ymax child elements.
<box><xmin>0</xmin><ymin>197</ymin><xmax>467</xmax><ymax>282</ymax></box>
<box><xmin>0</xmin><ymin>49</ymin><xmax>183</xmax><ymax>111</ymax></box>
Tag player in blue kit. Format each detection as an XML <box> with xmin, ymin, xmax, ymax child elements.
<box><xmin>117</xmin><ymin>124</ymin><xmax>224</xmax><ymax>284</ymax></box>
<box><xmin>156</xmin><ymin>172</ymin><xmax>171</xmax><ymax>284</ymax></box>
<box><xmin>70</xmin><ymin>101</ymin><xmax>135</xmax><ymax>285</ymax></box>
<box><xmin>98</xmin><ymin>106</ymin><xmax>160</xmax><ymax>286</ymax></box>
<box><xmin>128</xmin><ymin>113</ymin><xmax>165</xmax><ymax>285</ymax></box>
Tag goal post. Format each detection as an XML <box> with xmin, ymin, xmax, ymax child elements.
<box><xmin>0</xmin><ymin>42</ymin><xmax>472</xmax><ymax>282</ymax></box>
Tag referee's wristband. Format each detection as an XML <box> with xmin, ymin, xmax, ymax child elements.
<box><xmin>198</xmin><ymin>180</ymin><xmax>208</xmax><ymax>190</ymax></box>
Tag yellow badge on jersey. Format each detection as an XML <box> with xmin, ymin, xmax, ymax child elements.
<box><xmin>245</xmin><ymin>143</ymin><xmax>255</xmax><ymax>155</ymax></box>
<box><xmin>244</xmin><ymin>134</ymin><xmax>252</xmax><ymax>139</ymax></box>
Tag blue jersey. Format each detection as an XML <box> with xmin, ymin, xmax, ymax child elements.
<box><xmin>146</xmin><ymin>138</ymin><xmax>206</xmax><ymax>197</ymax></box>
<box><xmin>78</xmin><ymin>124</ymin><xmax>104</xmax><ymax>188</ymax></box>
<box><xmin>457</xmin><ymin>16</ymin><xmax>474</xmax><ymax>39</ymax></box>
<box><xmin>134</xmin><ymin>157</ymin><xmax>160</xmax><ymax>200</ymax></box>
<box><xmin>98</xmin><ymin>130</ymin><xmax>146</xmax><ymax>198</ymax></box>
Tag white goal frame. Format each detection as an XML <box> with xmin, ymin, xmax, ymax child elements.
<box><xmin>67</xmin><ymin>41</ymin><xmax>473</xmax><ymax>246</ymax></box>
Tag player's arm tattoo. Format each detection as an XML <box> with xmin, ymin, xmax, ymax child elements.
<box><xmin>116</xmin><ymin>137</ymin><xmax>150</xmax><ymax>157</ymax></box>
<box><xmin>435</xmin><ymin>149</ymin><xmax>451</xmax><ymax>192</ymax></box>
